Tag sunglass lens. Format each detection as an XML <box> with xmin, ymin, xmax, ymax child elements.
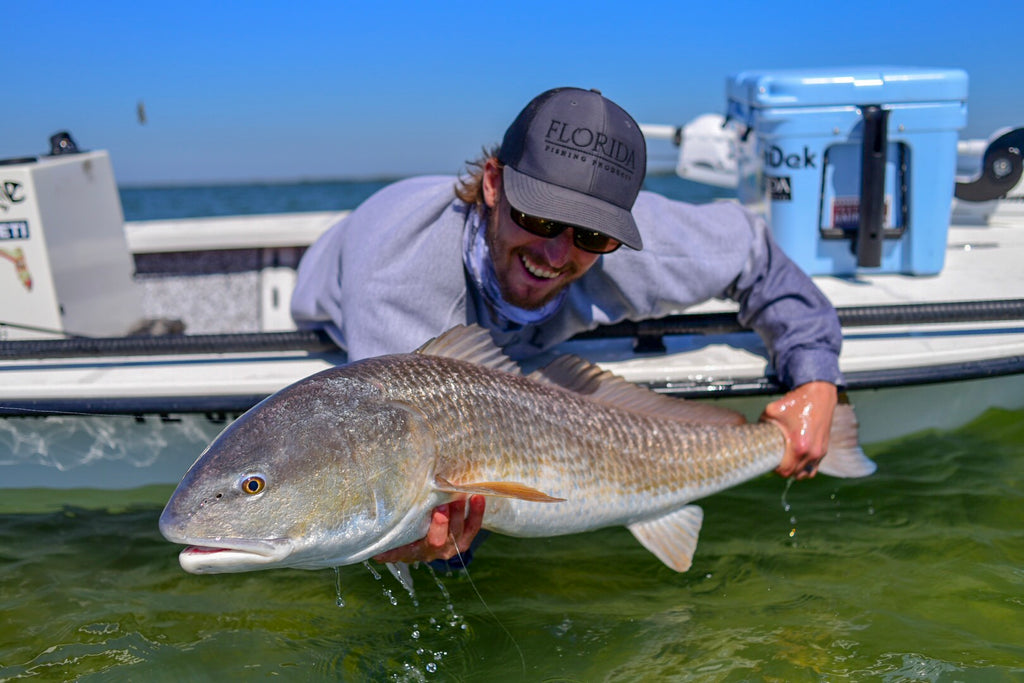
<box><xmin>511</xmin><ymin>209</ymin><xmax>562</xmax><ymax>238</ymax></box>
<box><xmin>573</xmin><ymin>230</ymin><xmax>619</xmax><ymax>253</ymax></box>
<box><xmin>509</xmin><ymin>205</ymin><xmax>621</xmax><ymax>254</ymax></box>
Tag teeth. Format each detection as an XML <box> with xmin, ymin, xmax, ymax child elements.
<box><xmin>521</xmin><ymin>254</ymin><xmax>558</xmax><ymax>279</ymax></box>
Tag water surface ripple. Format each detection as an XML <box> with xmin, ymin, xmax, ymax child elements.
<box><xmin>1</xmin><ymin>408</ymin><xmax>1022</xmax><ymax>680</ymax></box>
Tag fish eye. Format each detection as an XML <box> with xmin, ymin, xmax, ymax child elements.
<box><xmin>241</xmin><ymin>475</ymin><xmax>266</xmax><ymax>495</ymax></box>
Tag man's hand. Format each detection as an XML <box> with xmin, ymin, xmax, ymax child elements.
<box><xmin>760</xmin><ymin>381</ymin><xmax>838</xmax><ymax>479</ymax></box>
<box><xmin>373</xmin><ymin>495</ymin><xmax>486</xmax><ymax>564</ymax></box>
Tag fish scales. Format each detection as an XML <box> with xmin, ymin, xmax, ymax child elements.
<box><xmin>348</xmin><ymin>352</ymin><xmax>785</xmax><ymax>536</ymax></box>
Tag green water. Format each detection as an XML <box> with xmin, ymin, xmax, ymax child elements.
<box><xmin>2</xmin><ymin>408</ymin><xmax>1022</xmax><ymax>682</ymax></box>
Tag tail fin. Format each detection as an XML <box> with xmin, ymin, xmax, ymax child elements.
<box><xmin>817</xmin><ymin>401</ymin><xmax>877</xmax><ymax>478</ymax></box>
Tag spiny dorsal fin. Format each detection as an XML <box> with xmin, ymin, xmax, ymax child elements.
<box><xmin>433</xmin><ymin>476</ymin><xmax>565</xmax><ymax>502</ymax></box>
<box><xmin>529</xmin><ymin>354</ymin><xmax>746</xmax><ymax>425</ymax></box>
<box><xmin>628</xmin><ymin>505</ymin><xmax>704</xmax><ymax>572</ymax></box>
<box><xmin>415</xmin><ymin>325</ymin><xmax>521</xmax><ymax>375</ymax></box>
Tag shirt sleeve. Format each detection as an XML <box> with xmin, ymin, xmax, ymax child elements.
<box><xmin>290</xmin><ymin>177</ymin><xmax>471</xmax><ymax>361</ymax></box>
<box><xmin>725</xmin><ymin>207</ymin><xmax>845</xmax><ymax>389</ymax></box>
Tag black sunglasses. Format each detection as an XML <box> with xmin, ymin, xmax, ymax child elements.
<box><xmin>508</xmin><ymin>205</ymin><xmax>621</xmax><ymax>254</ymax></box>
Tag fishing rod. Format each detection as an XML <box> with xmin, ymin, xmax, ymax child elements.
<box><xmin>574</xmin><ymin>298</ymin><xmax>1024</xmax><ymax>353</ymax></box>
<box><xmin>2</xmin><ymin>298</ymin><xmax>1022</xmax><ymax>416</ymax></box>
<box><xmin>0</xmin><ymin>328</ymin><xmax>339</xmax><ymax>359</ymax></box>
<box><xmin>2</xmin><ymin>299</ymin><xmax>1023</xmax><ymax>360</ymax></box>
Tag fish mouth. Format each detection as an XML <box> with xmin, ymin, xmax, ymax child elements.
<box><xmin>170</xmin><ymin>536</ymin><xmax>294</xmax><ymax>574</ymax></box>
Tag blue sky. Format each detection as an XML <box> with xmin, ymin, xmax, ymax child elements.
<box><xmin>6</xmin><ymin>1</ymin><xmax>1021</xmax><ymax>185</ymax></box>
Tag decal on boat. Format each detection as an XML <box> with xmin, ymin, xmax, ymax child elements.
<box><xmin>1</xmin><ymin>181</ymin><xmax>25</xmax><ymax>211</ymax></box>
<box><xmin>0</xmin><ymin>221</ymin><xmax>30</xmax><ymax>240</ymax></box>
<box><xmin>0</xmin><ymin>247</ymin><xmax>32</xmax><ymax>291</ymax></box>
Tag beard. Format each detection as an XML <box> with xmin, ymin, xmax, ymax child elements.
<box><xmin>484</xmin><ymin>205</ymin><xmax>583</xmax><ymax>311</ymax></box>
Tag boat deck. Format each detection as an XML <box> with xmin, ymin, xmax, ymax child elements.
<box><xmin>2</xmin><ymin>201</ymin><xmax>1022</xmax><ymax>418</ymax></box>
<box><xmin>601</xmin><ymin>201</ymin><xmax>1024</xmax><ymax>385</ymax></box>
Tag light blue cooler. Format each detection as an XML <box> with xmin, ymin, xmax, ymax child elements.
<box><xmin>727</xmin><ymin>67</ymin><xmax>967</xmax><ymax>275</ymax></box>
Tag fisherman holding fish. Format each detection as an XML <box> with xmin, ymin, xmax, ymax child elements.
<box><xmin>290</xmin><ymin>88</ymin><xmax>844</xmax><ymax>567</ymax></box>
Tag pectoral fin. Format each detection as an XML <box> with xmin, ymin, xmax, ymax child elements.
<box><xmin>385</xmin><ymin>562</ymin><xmax>416</xmax><ymax>599</ymax></box>
<box><xmin>433</xmin><ymin>476</ymin><xmax>565</xmax><ymax>502</ymax></box>
<box><xmin>627</xmin><ymin>505</ymin><xmax>704</xmax><ymax>572</ymax></box>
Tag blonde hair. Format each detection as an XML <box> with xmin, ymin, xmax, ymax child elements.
<box><xmin>454</xmin><ymin>145</ymin><xmax>501</xmax><ymax>210</ymax></box>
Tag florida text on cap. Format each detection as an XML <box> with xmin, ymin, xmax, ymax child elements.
<box><xmin>498</xmin><ymin>87</ymin><xmax>648</xmax><ymax>250</ymax></box>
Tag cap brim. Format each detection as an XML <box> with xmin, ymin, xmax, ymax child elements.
<box><xmin>503</xmin><ymin>166</ymin><xmax>643</xmax><ymax>250</ymax></box>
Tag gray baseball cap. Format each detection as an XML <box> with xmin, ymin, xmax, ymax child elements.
<box><xmin>498</xmin><ymin>88</ymin><xmax>647</xmax><ymax>250</ymax></box>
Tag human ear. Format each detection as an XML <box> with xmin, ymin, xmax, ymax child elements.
<box><xmin>482</xmin><ymin>158</ymin><xmax>501</xmax><ymax>209</ymax></box>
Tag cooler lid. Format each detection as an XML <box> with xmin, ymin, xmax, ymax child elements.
<box><xmin>727</xmin><ymin>67</ymin><xmax>968</xmax><ymax>108</ymax></box>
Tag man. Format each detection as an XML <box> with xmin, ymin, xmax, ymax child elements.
<box><xmin>291</xmin><ymin>87</ymin><xmax>843</xmax><ymax>566</ymax></box>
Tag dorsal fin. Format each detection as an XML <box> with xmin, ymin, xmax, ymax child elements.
<box><xmin>528</xmin><ymin>354</ymin><xmax>746</xmax><ymax>425</ymax></box>
<box><xmin>415</xmin><ymin>324</ymin><xmax>522</xmax><ymax>375</ymax></box>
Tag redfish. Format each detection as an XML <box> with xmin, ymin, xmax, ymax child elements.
<box><xmin>160</xmin><ymin>325</ymin><xmax>874</xmax><ymax>574</ymax></box>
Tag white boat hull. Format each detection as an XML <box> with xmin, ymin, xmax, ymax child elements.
<box><xmin>2</xmin><ymin>149</ymin><xmax>1023</xmax><ymax>491</ymax></box>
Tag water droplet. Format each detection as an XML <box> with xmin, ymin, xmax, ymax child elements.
<box><xmin>411</xmin><ymin>629</ymin><xmax>420</xmax><ymax>639</ymax></box>
<box><xmin>362</xmin><ymin>561</ymin><xmax>382</xmax><ymax>581</ymax></box>
<box><xmin>333</xmin><ymin>567</ymin><xmax>345</xmax><ymax>608</ymax></box>
<box><xmin>781</xmin><ymin>478</ymin><xmax>795</xmax><ymax>511</ymax></box>
<box><xmin>426</xmin><ymin>663</ymin><xmax>437</xmax><ymax>673</ymax></box>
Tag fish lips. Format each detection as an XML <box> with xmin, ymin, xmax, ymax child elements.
<box><xmin>167</xmin><ymin>536</ymin><xmax>295</xmax><ymax>574</ymax></box>
<box><xmin>159</xmin><ymin>511</ymin><xmax>294</xmax><ymax>574</ymax></box>
<box><xmin>159</xmin><ymin>498</ymin><xmax>295</xmax><ymax>574</ymax></box>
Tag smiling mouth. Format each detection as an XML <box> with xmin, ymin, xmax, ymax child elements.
<box><xmin>520</xmin><ymin>254</ymin><xmax>559</xmax><ymax>280</ymax></box>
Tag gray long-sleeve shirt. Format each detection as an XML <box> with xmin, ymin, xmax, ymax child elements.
<box><xmin>291</xmin><ymin>176</ymin><xmax>843</xmax><ymax>388</ymax></box>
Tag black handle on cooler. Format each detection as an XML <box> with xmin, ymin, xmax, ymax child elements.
<box><xmin>855</xmin><ymin>105</ymin><xmax>889</xmax><ymax>268</ymax></box>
